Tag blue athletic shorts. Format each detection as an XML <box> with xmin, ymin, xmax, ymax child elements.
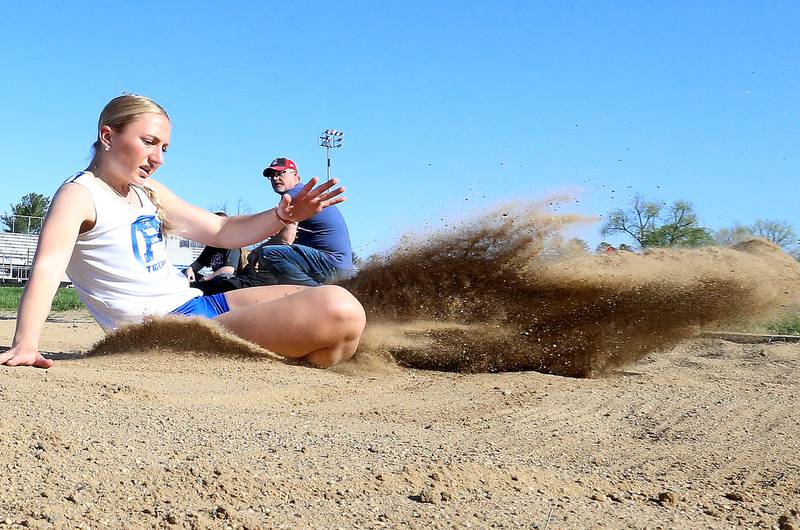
<box><xmin>169</xmin><ymin>293</ymin><xmax>230</xmax><ymax>318</ymax></box>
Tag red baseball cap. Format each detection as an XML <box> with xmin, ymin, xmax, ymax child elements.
<box><xmin>263</xmin><ymin>157</ymin><xmax>299</xmax><ymax>176</ymax></box>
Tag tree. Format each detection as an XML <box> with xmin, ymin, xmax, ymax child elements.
<box><xmin>208</xmin><ymin>198</ymin><xmax>254</xmax><ymax>216</ymax></box>
<box><xmin>602</xmin><ymin>195</ymin><xmax>713</xmax><ymax>249</ymax></box>
<box><xmin>715</xmin><ymin>224</ymin><xmax>753</xmax><ymax>246</ymax></box>
<box><xmin>1</xmin><ymin>193</ymin><xmax>51</xmax><ymax>234</ymax></box>
<box><xmin>566</xmin><ymin>237</ymin><xmax>590</xmax><ymax>255</ymax></box>
<box><xmin>551</xmin><ymin>237</ymin><xmax>590</xmax><ymax>258</ymax></box>
<box><xmin>602</xmin><ymin>195</ymin><xmax>659</xmax><ymax>249</ymax></box>
<box><xmin>749</xmin><ymin>219</ymin><xmax>798</xmax><ymax>252</ymax></box>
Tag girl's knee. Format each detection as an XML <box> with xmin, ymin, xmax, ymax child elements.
<box><xmin>318</xmin><ymin>286</ymin><xmax>366</xmax><ymax>335</ymax></box>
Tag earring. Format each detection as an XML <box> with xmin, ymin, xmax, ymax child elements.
<box><xmin>103</xmin><ymin>144</ymin><xmax>111</xmax><ymax>152</ymax></box>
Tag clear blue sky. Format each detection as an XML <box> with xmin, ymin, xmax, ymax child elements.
<box><xmin>1</xmin><ymin>1</ymin><xmax>798</xmax><ymax>255</ymax></box>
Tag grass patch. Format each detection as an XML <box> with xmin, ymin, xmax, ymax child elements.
<box><xmin>766</xmin><ymin>314</ymin><xmax>800</xmax><ymax>336</ymax></box>
<box><xmin>0</xmin><ymin>285</ymin><xmax>84</xmax><ymax>312</ymax></box>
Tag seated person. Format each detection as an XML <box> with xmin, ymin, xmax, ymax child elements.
<box><xmin>184</xmin><ymin>213</ymin><xmax>247</xmax><ymax>294</ymax></box>
<box><xmin>256</xmin><ymin>157</ymin><xmax>354</xmax><ymax>285</ymax></box>
<box><xmin>199</xmin><ymin>158</ymin><xmax>354</xmax><ymax>294</ymax></box>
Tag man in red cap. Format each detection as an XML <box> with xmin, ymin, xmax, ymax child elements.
<box><xmin>194</xmin><ymin>157</ymin><xmax>354</xmax><ymax>294</ymax></box>
<box><xmin>261</xmin><ymin>158</ymin><xmax>302</xmax><ymax>245</ymax></box>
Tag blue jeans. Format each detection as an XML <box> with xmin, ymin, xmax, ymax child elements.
<box><xmin>257</xmin><ymin>245</ymin><xmax>352</xmax><ymax>287</ymax></box>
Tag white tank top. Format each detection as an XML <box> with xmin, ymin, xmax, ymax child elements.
<box><xmin>63</xmin><ymin>172</ymin><xmax>201</xmax><ymax>331</ymax></box>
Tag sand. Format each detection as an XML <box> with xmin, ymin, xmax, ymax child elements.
<box><xmin>2</xmin><ymin>204</ymin><xmax>799</xmax><ymax>528</ymax></box>
<box><xmin>1</xmin><ymin>314</ymin><xmax>799</xmax><ymax>529</ymax></box>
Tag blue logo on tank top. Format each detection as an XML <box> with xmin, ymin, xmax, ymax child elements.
<box><xmin>131</xmin><ymin>215</ymin><xmax>167</xmax><ymax>272</ymax></box>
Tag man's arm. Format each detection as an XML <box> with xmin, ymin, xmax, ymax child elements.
<box><xmin>263</xmin><ymin>223</ymin><xmax>298</xmax><ymax>246</ymax></box>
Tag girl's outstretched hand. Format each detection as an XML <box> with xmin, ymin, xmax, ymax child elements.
<box><xmin>0</xmin><ymin>344</ymin><xmax>54</xmax><ymax>368</ymax></box>
<box><xmin>276</xmin><ymin>177</ymin><xmax>346</xmax><ymax>223</ymax></box>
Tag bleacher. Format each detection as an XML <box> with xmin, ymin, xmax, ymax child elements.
<box><xmin>164</xmin><ymin>234</ymin><xmax>205</xmax><ymax>269</ymax></box>
<box><xmin>0</xmin><ymin>232</ymin><xmax>38</xmax><ymax>282</ymax></box>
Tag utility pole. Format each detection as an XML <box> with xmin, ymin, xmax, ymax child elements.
<box><xmin>319</xmin><ymin>129</ymin><xmax>344</xmax><ymax>181</ymax></box>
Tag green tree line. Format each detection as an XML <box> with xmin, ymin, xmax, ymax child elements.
<box><xmin>602</xmin><ymin>194</ymin><xmax>799</xmax><ymax>257</ymax></box>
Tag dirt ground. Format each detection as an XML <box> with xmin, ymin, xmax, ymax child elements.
<box><xmin>1</xmin><ymin>313</ymin><xmax>798</xmax><ymax>530</ymax></box>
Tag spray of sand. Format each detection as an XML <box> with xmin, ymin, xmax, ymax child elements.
<box><xmin>84</xmin><ymin>200</ymin><xmax>800</xmax><ymax>378</ymax></box>
<box><xmin>87</xmin><ymin>316</ymin><xmax>281</xmax><ymax>361</ymax></box>
<box><xmin>343</xmin><ymin>200</ymin><xmax>800</xmax><ymax>377</ymax></box>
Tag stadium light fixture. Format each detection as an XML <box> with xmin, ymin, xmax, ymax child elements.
<box><xmin>319</xmin><ymin>129</ymin><xmax>344</xmax><ymax>181</ymax></box>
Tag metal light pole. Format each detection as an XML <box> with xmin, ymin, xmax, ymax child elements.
<box><xmin>319</xmin><ymin>129</ymin><xmax>344</xmax><ymax>181</ymax></box>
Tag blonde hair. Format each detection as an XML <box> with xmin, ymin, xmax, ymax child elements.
<box><xmin>138</xmin><ymin>185</ymin><xmax>172</xmax><ymax>234</ymax></box>
<box><xmin>238</xmin><ymin>247</ymin><xmax>250</xmax><ymax>272</ymax></box>
<box><xmin>92</xmin><ymin>94</ymin><xmax>173</xmax><ymax>232</ymax></box>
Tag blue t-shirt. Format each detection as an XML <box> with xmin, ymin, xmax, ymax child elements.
<box><xmin>286</xmin><ymin>183</ymin><xmax>353</xmax><ymax>270</ymax></box>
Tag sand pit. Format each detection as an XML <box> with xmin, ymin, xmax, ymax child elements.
<box><xmin>1</xmin><ymin>316</ymin><xmax>799</xmax><ymax>528</ymax></box>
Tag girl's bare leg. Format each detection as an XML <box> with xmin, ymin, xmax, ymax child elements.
<box><xmin>224</xmin><ymin>284</ymin><xmax>309</xmax><ymax>307</ymax></box>
<box><xmin>214</xmin><ymin>285</ymin><xmax>366</xmax><ymax>367</ymax></box>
